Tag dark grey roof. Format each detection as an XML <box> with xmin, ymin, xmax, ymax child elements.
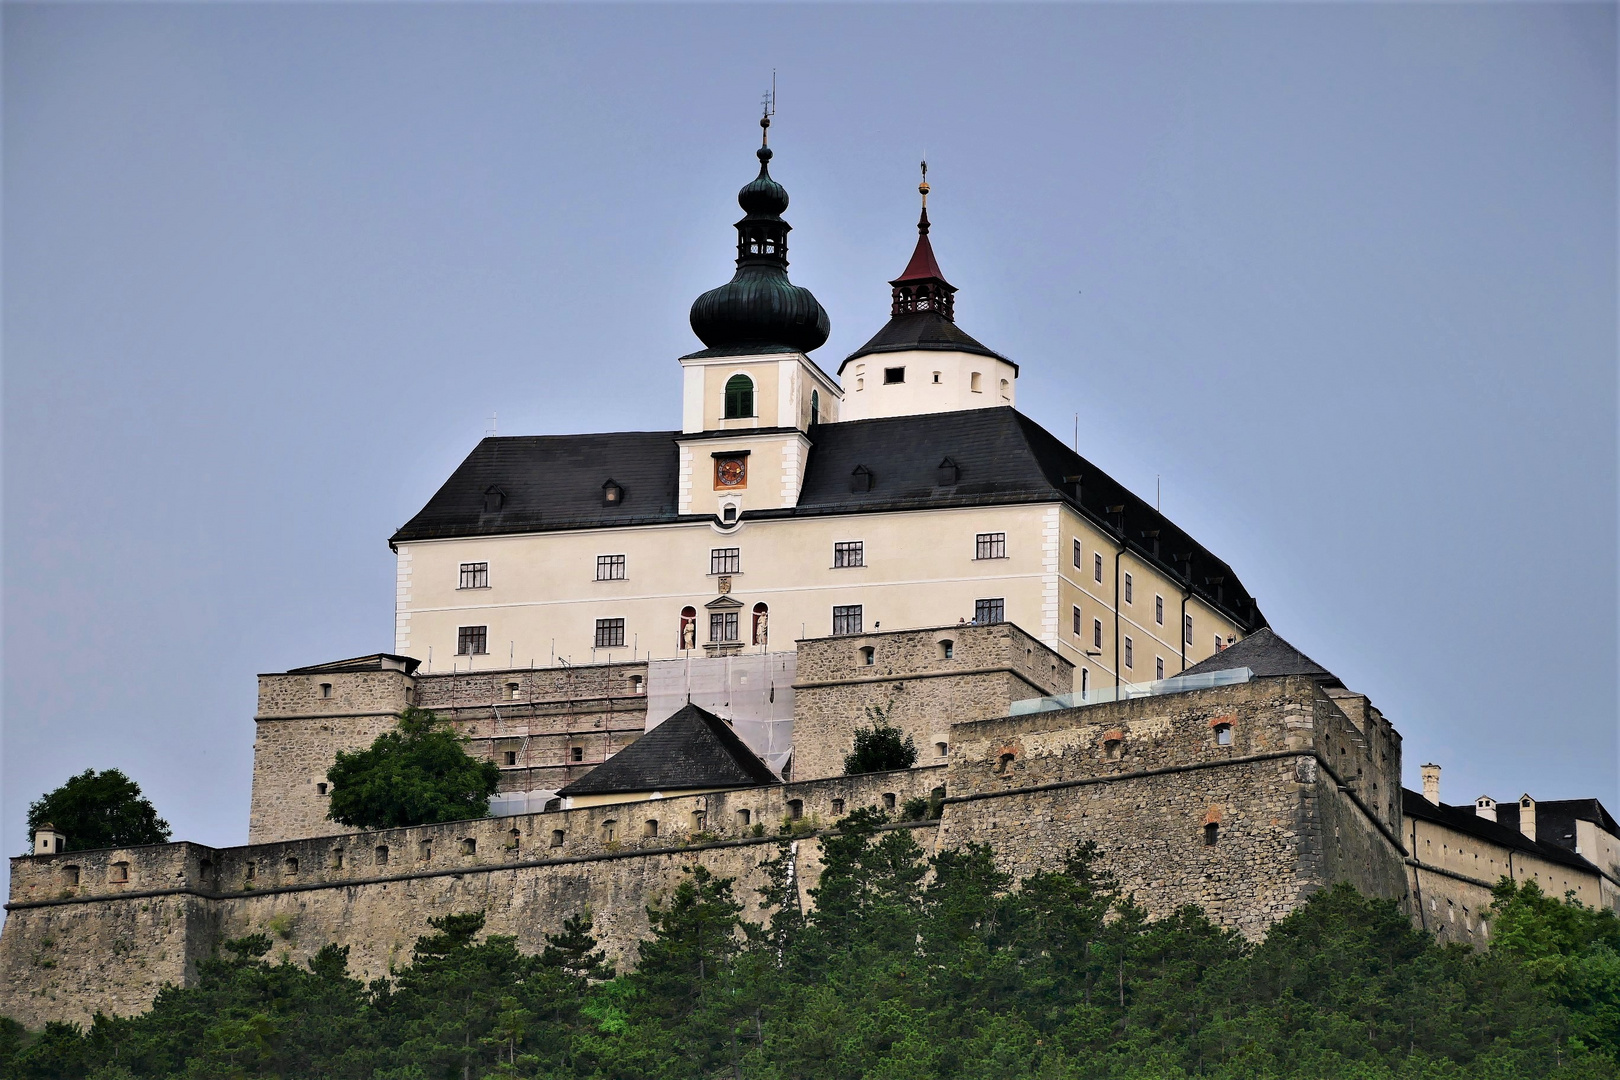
<box><xmin>390</xmin><ymin>407</ymin><xmax>1263</xmax><ymax>630</ymax></box>
<box><xmin>840</xmin><ymin>311</ymin><xmax>1014</xmax><ymax>372</ymax></box>
<box><xmin>1181</xmin><ymin>627</ymin><xmax>1335</xmax><ymax>684</ymax></box>
<box><xmin>557</xmin><ymin>703</ymin><xmax>779</xmax><ymax>797</ymax></box>
<box><xmin>392</xmin><ymin>431</ymin><xmax>681</xmax><ymax>542</ymax></box>
<box><xmin>1494</xmin><ymin>798</ymin><xmax>1619</xmax><ymax>857</ymax></box>
<box><xmin>283</xmin><ymin>653</ymin><xmax>421</xmax><ymax>676</ymax></box>
<box><xmin>1403</xmin><ymin>789</ymin><xmax>1606</xmax><ymax>877</ymax></box>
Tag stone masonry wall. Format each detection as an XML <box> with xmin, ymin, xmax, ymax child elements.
<box><xmin>251</xmin><ymin>662</ymin><xmax>652</xmax><ymax>844</ymax></box>
<box><xmin>2</xmin><ymin>769</ymin><xmax>945</xmax><ymax>1029</ymax></box>
<box><xmin>939</xmin><ymin>675</ymin><xmax>1407</xmax><ymax>938</ymax></box>
<box><xmin>792</xmin><ymin>623</ymin><xmax>1072</xmax><ymax>781</ymax></box>
<box><xmin>5</xmin><ymin>676</ymin><xmax>1409</xmax><ymax>1028</ymax></box>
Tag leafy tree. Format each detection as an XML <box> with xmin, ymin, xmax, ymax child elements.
<box><xmin>326</xmin><ymin>706</ymin><xmax>500</xmax><ymax>829</ymax></box>
<box><xmin>25</xmin><ymin>769</ymin><xmax>170</xmax><ymax>853</ymax></box>
<box><xmin>842</xmin><ymin>706</ymin><xmax>917</xmax><ymax>774</ymax></box>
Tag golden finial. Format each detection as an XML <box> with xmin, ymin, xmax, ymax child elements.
<box><xmin>919</xmin><ymin>158</ymin><xmax>929</xmax><ymax>208</ymax></box>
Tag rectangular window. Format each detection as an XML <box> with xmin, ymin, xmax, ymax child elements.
<box><xmin>710</xmin><ymin>547</ymin><xmax>740</xmax><ymax>575</ymax></box>
<box><xmin>1073</xmin><ymin>538</ymin><xmax>1082</xmax><ymax>568</ymax></box>
<box><xmin>594</xmin><ymin>618</ymin><xmax>625</xmax><ymax>648</ymax></box>
<box><xmin>457</xmin><ymin>625</ymin><xmax>488</xmax><ymax>655</ymax></box>
<box><xmin>709</xmin><ymin>612</ymin><xmax>739</xmax><ymax>643</ymax></box>
<box><xmin>595</xmin><ymin>554</ymin><xmax>626</xmax><ymax>581</ymax></box>
<box><xmin>1156</xmin><ymin>657</ymin><xmax>1165</xmax><ymax>680</ymax></box>
<box><xmin>1215</xmin><ymin>633</ymin><xmax>1223</xmax><ymax>652</ymax></box>
<box><xmin>1124</xmin><ymin>637</ymin><xmax>1134</xmax><ymax>669</ymax></box>
<box><xmin>883</xmin><ymin>366</ymin><xmax>906</xmax><ymax>384</ymax></box>
<box><xmin>832</xmin><ymin>605</ymin><xmax>863</xmax><ymax>635</ymax></box>
<box><xmin>1093</xmin><ymin>619</ymin><xmax>1103</xmax><ymax>649</ymax></box>
<box><xmin>974</xmin><ymin>598</ymin><xmax>1005</xmax><ymax>624</ymax></box>
<box><xmin>1093</xmin><ymin>552</ymin><xmax>1103</xmax><ymax>582</ymax></box>
<box><xmin>1124</xmin><ymin>572</ymin><xmax>1133</xmax><ymax>604</ymax></box>
<box><xmin>834</xmin><ymin>541</ymin><xmax>865</xmax><ymax>568</ymax></box>
<box><xmin>1155</xmin><ymin>595</ymin><xmax>1164</xmax><ymax>625</ymax></box>
<box><xmin>458</xmin><ymin>562</ymin><xmax>489</xmax><ymax>589</ymax></box>
<box><xmin>1072</xmin><ymin>605</ymin><xmax>1082</xmax><ymax>635</ymax></box>
<box><xmin>974</xmin><ymin>532</ymin><xmax>1007</xmax><ymax>560</ymax></box>
<box><xmin>1185</xmin><ymin>614</ymin><xmax>1194</xmax><ymax>645</ymax></box>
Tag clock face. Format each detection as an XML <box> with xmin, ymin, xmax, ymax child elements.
<box><xmin>715</xmin><ymin>457</ymin><xmax>747</xmax><ymax>488</ymax></box>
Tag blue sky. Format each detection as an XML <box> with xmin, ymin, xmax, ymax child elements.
<box><xmin>3</xmin><ymin>4</ymin><xmax>1614</xmax><ymax>877</ymax></box>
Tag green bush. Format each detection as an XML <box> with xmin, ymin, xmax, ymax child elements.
<box><xmin>26</xmin><ymin>768</ymin><xmax>170</xmax><ymax>853</ymax></box>
<box><xmin>843</xmin><ymin>707</ymin><xmax>918</xmax><ymax>774</ymax></box>
<box><xmin>325</xmin><ymin>706</ymin><xmax>500</xmax><ymax>829</ymax></box>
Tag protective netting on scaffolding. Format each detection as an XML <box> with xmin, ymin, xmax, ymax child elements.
<box><xmin>646</xmin><ymin>652</ymin><xmax>796</xmax><ymax>773</ymax></box>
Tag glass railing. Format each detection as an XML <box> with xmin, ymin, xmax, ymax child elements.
<box><xmin>1009</xmin><ymin>667</ymin><xmax>1253</xmax><ymax>715</ymax></box>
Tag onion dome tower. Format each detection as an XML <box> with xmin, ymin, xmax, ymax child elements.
<box><xmin>688</xmin><ymin>113</ymin><xmax>831</xmax><ymax>356</ymax></box>
<box><xmin>839</xmin><ymin>163</ymin><xmax>1016</xmax><ymax>421</ymax></box>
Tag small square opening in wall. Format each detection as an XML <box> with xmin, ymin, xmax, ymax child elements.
<box><xmin>110</xmin><ymin>862</ymin><xmax>130</xmax><ymax>883</ymax></box>
<box><xmin>736</xmin><ymin>809</ymin><xmax>751</xmax><ymax>826</ymax></box>
<box><xmin>882</xmin><ymin>792</ymin><xmax>897</xmax><ymax>811</ymax></box>
<box><xmin>935</xmin><ymin>741</ymin><xmax>948</xmax><ymax>758</ymax></box>
<box><xmin>504</xmin><ymin>751</ymin><xmax>518</xmax><ymax>766</ymax></box>
<box><xmin>884</xmin><ymin>367</ymin><xmax>905</xmax><ymax>384</ymax></box>
<box><xmin>571</xmin><ymin>746</ymin><xmax>584</xmax><ymax>763</ymax></box>
<box><xmin>788</xmin><ymin>799</ymin><xmax>804</xmax><ymax>820</ymax></box>
<box><xmin>551</xmin><ymin>830</ymin><xmax>565</xmax><ymax>848</ymax></box>
<box><xmin>319</xmin><ymin>682</ymin><xmax>332</xmax><ymax>699</ymax></box>
<box><xmin>831</xmin><ymin>798</ymin><xmax>845</xmax><ymax>816</ymax></box>
<box><xmin>460</xmin><ymin>838</ymin><xmax>476</xmax><ymax>856</ymax></box>
<box><xmin>375</xmin><ymin>846</ymin><xmax>389</xmax><ymax>866</ymax></box>
<box><xmin>316</xmin><ymin>782</ymin><xmax>328</xmax><ymax>796</ymax></box>
<box><xmin>1214</xmin><ymin>723</ymin><xmax>1233</xmax><ymax>746</ymax></box>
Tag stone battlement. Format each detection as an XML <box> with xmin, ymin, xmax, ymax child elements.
<box><xmin>2</xmin><ymin>671</ymin><xmax>1410</xmax><ymax>1029</ymax></box>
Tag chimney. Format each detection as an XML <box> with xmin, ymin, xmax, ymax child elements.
<box><xmin>1420</xmin><ymin>763</ymin><xmax>1441</xmax><ymax>805</ymax></box>
<box><xmin>1517</xmin><ymin>794</ymin><xmax>1536</xmax><ymax>842</ymax></box>
<box><xmin>33</xmin><ymin>823</ymin><xmax>66</xmax><ymax>856</ymax></box>
<box><xmin>1474</xmin><ymin>795</ymin><xmax>1497</xmax><ymax>822</ymax></box>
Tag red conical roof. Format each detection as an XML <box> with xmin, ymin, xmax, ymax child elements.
<box><xmin>892</xmin><ymin>209</ymin><xmax>949</xmax><ymax>284</ymax></box>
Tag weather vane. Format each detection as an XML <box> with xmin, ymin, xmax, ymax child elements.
<box><xmin>760</xmin><ymin>70</ymin><xmax>776</xmax><ymax>145</ymax></box>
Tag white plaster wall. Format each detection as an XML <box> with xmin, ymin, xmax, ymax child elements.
<box><xmin>840</xmin><ymin>349</ymin><xmax>1018</xmax><ymax>421</ymax></box>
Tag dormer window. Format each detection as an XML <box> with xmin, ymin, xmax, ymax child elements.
<box><xmin>483</xmin><ymin>487</ymin><xmax>506</xmax><ymax>513</ymax></box>
<box><xmin>936</xmin><ymin>457</ymin><xmax>960</xmax><ymax>485</ymax></box>
<box><xmin>602</xmin><ymin>479</ymin><xmax>625</xmax><ymax>506</ymax></box>
<box><xmin>850</xmin><ymin>465</ymin><xmax>874</xmax><ymax>493</ymax></box>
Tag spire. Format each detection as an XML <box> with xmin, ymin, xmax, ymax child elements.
<box><xmin>889</xmin><ymin>160</ymin><xmax>956</xmax><ymax>320</ymax></box>
<box><xmin>687</xmin><ymin>108</ymin><xmax>830</xmax><ymax>356</ymax></box>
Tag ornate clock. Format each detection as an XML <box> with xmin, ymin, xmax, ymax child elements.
<box><xmin>715</xmin><ymin>456</ymin><xmax>747</xmax><ymax>489</ymax></box>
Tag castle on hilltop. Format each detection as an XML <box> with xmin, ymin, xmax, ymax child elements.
<box><xmin>4</xmin><ymin>120</ymin><xmax>1616</xmax><ymax>1030</ymax></box>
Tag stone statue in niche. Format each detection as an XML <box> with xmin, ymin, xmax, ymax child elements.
<box><xmin>682</xmin><ymin>621</ymin><xmax>696</xmax><ymax>651</ymax></box>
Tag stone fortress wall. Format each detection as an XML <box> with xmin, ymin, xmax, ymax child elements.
<box><xmin>251</xmin><ymin>659</ymin><xmax>652</xmax><ymax>844</ymax></box>
<box><xmin>3</xmin><ymin>624</ymin><xmax>1413</xmax><ymax>1029</ymax></box>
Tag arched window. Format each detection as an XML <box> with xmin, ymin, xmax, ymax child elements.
<box><xmin>724</xmin><ymin>375</ymin><xmax>755</xmax><ymax>419</ymax></box>
<box><xmin>679</xmin><ymin>606</ymin><xmax>697</xmax><ymax>651</ymax></box>
<box><xmin>752</xmin><ymin>602</ymin><xmax>769</xmax><ymax>646</ymax></box>
<box><xmin>810</xmin><ymin>390</ymin><xmax>819</xmax><ymax>426</ymax></box>
<box><xmin>1000</xmin><ymin>379</ymin><xmax>1011</xmax><ymax>400</ymax></box>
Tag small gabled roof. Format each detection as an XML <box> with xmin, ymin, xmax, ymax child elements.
<box><xmin>557</xmin><ymin>703</ymin><xmax>779</xmax><ymax>797</ymax></box>
<box><xmin>283</xmin><ymin>653</ymin><xmax>421</xmax><ymax>676</ymax></box>
<box><xmin>1180</xmin><ymin>627</ymin><xmax>1338</xmax><ymax>686</ymax></box>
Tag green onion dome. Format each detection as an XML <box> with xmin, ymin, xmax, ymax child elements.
<box><xmin>689</xmin><ymin>139</ymin><xmax>830</xmax><ymax>355</ymax></box>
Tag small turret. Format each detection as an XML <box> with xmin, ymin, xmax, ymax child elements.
<box><xmin>33</xmin><ymin>823</ymin><xmax>66</xmax><ymax>856</ymax></box>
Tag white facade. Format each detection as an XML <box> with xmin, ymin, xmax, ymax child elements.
<box><xmin>839</xmin><ymin>349</ymin><xmax>1018</xmax><ymax>421</ymax></box>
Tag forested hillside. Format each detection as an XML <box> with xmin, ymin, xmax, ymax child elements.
<box><xmin>3</xmin><ymin>809</ymin><xmax>1617</xmax><ymax>1079</ymax></box>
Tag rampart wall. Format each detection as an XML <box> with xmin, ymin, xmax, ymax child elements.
<box><xmin>3</xmin><ymin>769</ymin><xmax>943</xmax><ymax>1029</ymax></box>
<box><xmin>250</xmin><ymin>661</ymin><xmax>652</xmax><ymax>844</ymax></box>
<box><xmin>792</xmin><ymin>623</ymin><xmax>1072</xmax><ymax>780</ymax></box>
<box><xmin>5</xmin><ymin>674</ymin><xmax>1410</xmax><ymax>1030</ymax></box>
